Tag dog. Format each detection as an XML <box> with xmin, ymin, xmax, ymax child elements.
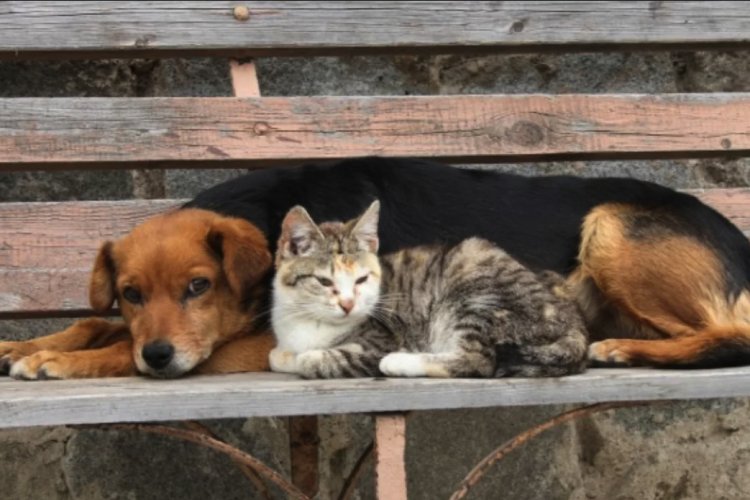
<box><xmin>0</xmin><ymin>208</ymin><xmax>276</xmax><ymax>379</ymax></box>
<box><xmin>2</xmin><ymin>156</ymin><xmax>750</xmax><ymax>379</ymax></box>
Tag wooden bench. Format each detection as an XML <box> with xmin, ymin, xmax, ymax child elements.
<box><xmin>3</xmin><ymin>2</ymin><xmax>750</xmax><ymax>498</ymax></box>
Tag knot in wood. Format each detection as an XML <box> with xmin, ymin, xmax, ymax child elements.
<box><xmin>233</xmin><ymin>5</ymin><xmax>251</xmax><ymax>21</ymax></box>
<box><xmin>134</xmin><ymin>34</ymin><xmax>155</xmax><ymax>48</ymax></box>
<box><xmin>510</xmin><ymin>20</ymin><xmax>525</xmax><ymax>33</ymax></box>
<box><xmin>253</xmin><ymin>122</ymin><xmax>270</xmax><ymax>135</ymax></box>
<box><xmin>506</xmin><ymin>121</ymin><xmax>544</xmax><ymax>147</ymax></box>
<box><xmin>721</xmin><ymin>138</ymin><xmax>732</xmax><ymax>150</ymax></box>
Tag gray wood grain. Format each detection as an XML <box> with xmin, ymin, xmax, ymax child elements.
<box><xmin>0</xmin><ymin>367</ymin><xmax>748</xmax><ymax>428</ymax></box>
<box><xmin>2</xmin><ymin>2</ymin><xmax>750</xmax><ymax>58</ymax></box>
<box><xmin>2</xmin><ymin>94</ymin><xmax>750</xmax><ymax>169</ymax></box>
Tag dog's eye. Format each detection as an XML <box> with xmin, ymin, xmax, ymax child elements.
<box><xmin>122</xmin><ymin>287</ymin><xmax>143</xmax><ymax>305</ymax></box>
<box><xmin>316</xmin><ymin>276</ymin><xmax>333</xmax><ymax>287</ymax></box>
<box><xmin>187</xmin><ymin>278</ymin><xmax>211</xmax><ymax>297</ymax></box>
<box><xmin>355</xmin><ymin>275</ymin><xmax>369</xmax><ymax>285</ymax></box>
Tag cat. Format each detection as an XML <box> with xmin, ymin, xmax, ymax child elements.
<box><xmin>269</xmin><ymin>200</ymin><xmax>588</xmax><ymax>379</ymax></box>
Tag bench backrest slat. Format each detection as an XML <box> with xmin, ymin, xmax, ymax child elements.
<box><xmin>3</xmin><ymin>2</ymin><xmax>750</xmax><ymax>59</ymax></box>
<box><xmin>2</xmin><ymin>94</ymin><xmax>750</xmax><ymax>170</ymax></box>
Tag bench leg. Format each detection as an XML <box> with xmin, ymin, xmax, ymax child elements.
<box><xmin>289</xmin><ymin>415</ymin><xmax>319</xmax><ymax>497</ymax></box>
<box><xmin>230</xmin><ymin>59</ymin><xmax>260</xmax><ymax>97</ymax></box>
<box><xmin>375</xmin><ymin>413</ymin><xmax>408</xmax><ymax>500</ymax></box>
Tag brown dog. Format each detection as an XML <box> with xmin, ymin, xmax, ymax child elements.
<box><xmin>0</xmin><ymin>208</ymin><xmax>275</xmax><ymax>379</ymax></box>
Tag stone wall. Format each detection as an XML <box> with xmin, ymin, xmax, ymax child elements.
<box><xmin>1</xmin><ymin>50</ymin><xmax>749</xmax><ymax>499</ymax></box>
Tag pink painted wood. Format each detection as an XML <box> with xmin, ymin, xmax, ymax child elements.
<box><xmin>230</xmin><ymin>60</ymin><xmax>261</xmax><ymax>98</ymax></box>
<box><xmin>375</xmin><ymin>414</ymin><xmax>408</xmax><ymax>500</ymax></box>
<box><xmin>2</xmin><ymin>94</ymin><xmax>750</xmax><ymax>169</ymax></box>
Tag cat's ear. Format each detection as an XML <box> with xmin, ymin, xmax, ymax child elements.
<box><xmin>350</xmin><ymin>200</ymin><xmax>380</xmax><ymax>253</ymax></box>
<box><xmin>278</xmin><ymin>206</ymin><xmax>323</xmax><ymax>261</ymax></box>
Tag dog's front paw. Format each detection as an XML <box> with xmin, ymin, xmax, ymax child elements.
<box><xmin>588</xmin><ymin>340</ymin><xmax>632</xmax><ymax>365</ymax></box>
<box><xmin>0</xmin><ymin>341</ymin><xmax>40</xmax><ymax>375</ymax></box>
<box><xmin>269</xmin><ymin>348</ymin><xmax>298</xmax><ymax>374</ymax></box>
<box><xmin>9</xmin><ymin>351</ymin><xmax>87</xmax><ymax>380</ymax></box>
<box><xmin>379</xmin><ymin>352</ymin><xmax>427</xmax><ymax>377</ymax></box>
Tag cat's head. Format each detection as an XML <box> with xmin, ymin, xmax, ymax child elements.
<box><xmin>273</xmin><ymin>201</ymin><xmax>382</xmax><ymax>324</ymax></box>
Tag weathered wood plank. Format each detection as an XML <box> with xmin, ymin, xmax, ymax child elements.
<box><xmin>0</xmin><ymin>189</ymin><xmax>748</xmax><ymax>316</ymax></box>
<box><xmin>2</xmin><ymin>2</ymin><xmax>750</xmax><ymax>59</ymax></box>
<box><xmin>691</xmin><ymin>188</ymin><xmax>750</xmax><ymax>234</ymax></box>
<box><xmin>0</xmin><ymin>200</ymin><xmax>181</xmax><ymax>316</ymax></box>
<box><xmin>2</xmin><ymin>94</ymin><xmax>750</xmax><ymax>169</ymax></box>
<box><xmin>0</xmin><ymin>367</ymin><xmax>748</xmax><ymax>428</ymax></box>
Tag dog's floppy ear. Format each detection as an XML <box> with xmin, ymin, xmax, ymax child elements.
<box><xmin>89</xmin><ymin>241</ymin><xmax>117</xmax><ymax>312</ymax></box>
<box><xmin>207</xmin><ymin>216</ymin><xmax>272</xmax><ymax>298</ymax></box>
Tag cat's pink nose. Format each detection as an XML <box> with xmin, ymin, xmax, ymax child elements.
<box><xmin>339</xmin><ymin>299</ymin><xmax>355</xmax><ymax>315</ymax></box>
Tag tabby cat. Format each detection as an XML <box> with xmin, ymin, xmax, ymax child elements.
<box><xmin>269</xmin><ymin>201</ymin><xmax>588</xmax><ymax>379</ymax></box>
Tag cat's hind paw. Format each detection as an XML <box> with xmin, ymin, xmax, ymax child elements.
<box><xmin>379</xmin><ymin>352</ymin><xmax>428</xmax><ymax>377</ymax></box>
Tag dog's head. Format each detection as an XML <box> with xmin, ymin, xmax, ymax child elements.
<box><xmin>89</xmin><ymin>208</ymin><xmax>272</xmax><ymax>378</ymax></box>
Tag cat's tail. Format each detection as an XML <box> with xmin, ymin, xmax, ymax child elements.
<box><xmin>494</xmin><ymin>329</ymin><xmax>588</xmax><ymax>378</ymax></box>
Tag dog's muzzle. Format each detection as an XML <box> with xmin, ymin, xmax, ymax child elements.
<box><xmin>141</xmin><ymin>340</ymin><xmax>175</xmax><ymax>371</ymax></box>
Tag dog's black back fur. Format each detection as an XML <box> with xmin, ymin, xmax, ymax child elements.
<box><xmin>186</xmin><ymin>157</ymin><xmax>750</xmax><ymax>294</ymax></box>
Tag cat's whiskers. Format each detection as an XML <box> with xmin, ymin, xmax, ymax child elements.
<box><xmin>371</xmin><ymin>304</ymin><xmax>397</xmax><ymax>315</ymax></box>
<box><xmin>272</xmin><ymin>310</ymin><xmax>330</xmax><ymax>325</ymax></box>
<box><xmin>375</xmin><ymin>294</ymin><xmax>405</xmax><ymax>307</ymax></box>
<box><xmin>368</xmin><ymin>305</ymin><xmax>400</xmax><ymax>330</ymax></box>
<box><xmin>271</xmin><ymin>302</ymin><xmax>333</xmax><ymax>321</ymax></box>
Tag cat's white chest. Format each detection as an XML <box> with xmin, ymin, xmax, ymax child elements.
<box><xmin>272</xmin><ymin>315</ymin><xmax>351</xmax><ymax>353</ymax></box>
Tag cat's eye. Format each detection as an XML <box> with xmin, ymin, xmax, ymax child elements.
<box><xmin>355</xmin><ymin>275</ymin><xmax>369</xmax><ymax>285</ymax></box>
<box><xmin>316</xmin><ymin>276</ymin><xmax>334</xmax><ymax>287</ymax></box>
<box><xmin>187</xmin><ymin>278</ymin><xmax>211</xmax><ymax>298</ymax></box>
<box><xmin>122</xmin><ymin>286</ymin><xmax>143</xmax><ymax>305</ymax></box>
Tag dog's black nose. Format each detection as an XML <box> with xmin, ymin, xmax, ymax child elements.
<box><xmin>142</xmin><ymin>341</ymin><xmax>175</xmax><ymax>370</ymax></box>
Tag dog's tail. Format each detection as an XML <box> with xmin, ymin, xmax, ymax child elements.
<box><xmin>662</xmin><ymin>324</ymin><xmax>750</xmax><ymax>368</ymax></box>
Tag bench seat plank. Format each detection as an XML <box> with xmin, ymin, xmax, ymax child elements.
<box><xmin>0</xmin><ymin>367</ymin><xmax>748</xmax><ymax>428</ymax></box>
<box><xmin>1</xmin><ymin>94</ymin><xmax>750</xmax><ymax>169</ymax></box>
<box><xmin>2</xmin><ymin>2</ymin><xmax>750</xmax><ymax>59</ymax></box>
<box><xmin>0</xmin><ymin>189</ymin><xmax>748</xmax><ymax>317</ymax></box>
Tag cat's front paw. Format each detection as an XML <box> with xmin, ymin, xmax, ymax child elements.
<box><xmin>295</xmin><ymin>350</ymin><xmax>329</xmax><ymax>379</ymax></box>
<box><xmin>269</xmin><ymin>348</ymin><xmax>298</xmax><ymax>373</ymax></box>
<box><xmin>379</xmin><ymin>352</ymin><xmax>427</xmax><ymax>377</ymax></box>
